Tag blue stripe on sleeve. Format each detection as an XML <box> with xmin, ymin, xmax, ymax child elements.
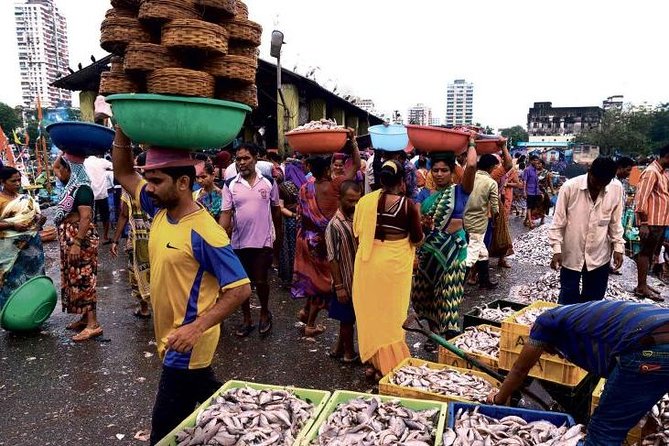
<box><xmin>138</xmin><ymin>184</ymin><xmax>159</xmax><ymax>218</ymax></box>
<box><xmin>191</xmin><ymin>230</ymin><xmax>249</xmax><ymax>288</ymax></box>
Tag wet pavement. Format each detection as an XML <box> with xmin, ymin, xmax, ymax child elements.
<box><xmin>0</xmin><ymin>215</ymin><xmax>663</xmax><ymax>445</ymax></box>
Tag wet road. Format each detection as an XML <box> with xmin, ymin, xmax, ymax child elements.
<box><xmin>0</xmin><ymin>215</ymin><xmax>658</xmax><ymax>445</ymax></box>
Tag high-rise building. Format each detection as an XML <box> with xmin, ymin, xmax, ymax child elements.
<box><xmin>407</xmin><ymin>103</ymin><xmax>432</xmax><ymax>126</ymax></box>
<box><xmin>355</xmin><ymin>98</ymin><xmax>377</xmax><ymax>114</ymax></box>
<box><xmin>14</xmin><ymin>0</ymin><xmax>71</xmax><ymax>108</ymax></box>
<box><xmin>445</xmin><ymin>79</ymin><xmax>474</xmax><ymax>126</ymax></box>
<box><xmin>430</xmin><ymin>117</ymin><xmax>441</xmax><ymax>126</ymax></box>
<box><xmin>527</xmin><ymin>102</ymin><xmax>603</xmax><ymax>136</ymax></box>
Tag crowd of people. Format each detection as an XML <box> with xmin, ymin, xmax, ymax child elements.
<box><xmin>1</xmin><ymin>127</ymin><xmax>669</xmax><ymax>444</ymax></box>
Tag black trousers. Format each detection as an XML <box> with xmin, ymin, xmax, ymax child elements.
<box><xmin>149</xmin><ymin>366</ymin><xmax>221</xmax><ymax>445</ymax></box>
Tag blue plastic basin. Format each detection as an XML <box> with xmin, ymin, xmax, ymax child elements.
<box><xmin>46</xmin><ymin>121</ymin><xmax>115</xmax><ymax>157</ymax></box>
<box><xmin>368</xmin><ymin>124</ymin><xmax>409</xmax><ymax>151</ymax></box>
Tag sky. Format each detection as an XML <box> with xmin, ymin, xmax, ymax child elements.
<box><xmin>1</xmin><ymin>0</ymin><xmax>668</xmax><ymax>130</ymax></box>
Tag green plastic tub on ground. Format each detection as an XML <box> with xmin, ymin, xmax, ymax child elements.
<box><xmin>301</xmin><ymin>390</ymin><xmax>448</xmax><ymax>446</ymax></box>
<box><xmin>156</xmin><ymin>380</ymin><xmax>331</xmax><ymax>446</ymax></box>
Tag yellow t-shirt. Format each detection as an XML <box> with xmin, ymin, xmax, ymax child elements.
<box><xmin>135</xmin><ymin>182</ymin><xmax>249</xmax><ymax>369</ymax></box>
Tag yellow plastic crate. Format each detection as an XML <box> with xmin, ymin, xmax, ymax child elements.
<box><xmin>500</xmin><ymin>300</ymin><xmax>558</xmax><ymax>352</ymax></box>
<box><xmin>591</xmin><ymin>378</ymin><xmax>643</xmax><ymax>445</ymax></box>
<box><xmin>378</xmin><ymin>357</ymin><xmax>502</xmax><ymax>404</ymax></box>
<box><xmin>437</xmin><ymin>325</ymin><xmax>500</xmax><ymax>372</ymax></box>
<box><xmin>498</xmin><ymin>347</ymin><xmax>587</xmax><ymax>387</ymax></box>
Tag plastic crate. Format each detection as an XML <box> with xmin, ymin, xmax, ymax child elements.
<box><xmin>437</xmin><ymin>325</ymin><xmax>500</xmax><ymax>371</ymax></box>
<box><xmin>500</xmin><ymin>300</ymin><xmax>558</xmax><ymax>351</ymax></box>
<box><xmin>378</xmin><ymin>357</ymin><xmax>502</xmax><ymax>404</ymax></box>
<box><xmin>590</xmin><ymin>378</ymin><xmax>643</xmax><ymax>445</ymax></box>
<box><xmin>463</xmin><ymin>299</ymin><xmax>528</xmax><ymax>329</ymax></box>
<box><xmin>301</xmin><ymin>390</ymin><xmax>448</xmax><ymax>446</ymax></box>
<box><xmin>156</xmin><ymin>380</ymin><xmax>331</xmax><ymax>446</ymax></box>
<box><xmin>539</xmin><ymin>373</ymin><xmax>598</xmax><ymax>424</ymax></box>
<box><xmin>499</xmin><ymin>347</ymin><xmax>588</xmax><ymax>387</ymax></box>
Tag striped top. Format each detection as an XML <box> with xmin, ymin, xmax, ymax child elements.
<box><xmin>529</xmin><ymin>301</ymin><xmax>669</xmax><ymax>377</ymax></box>
<box><xmin>635</xmin><ymin>160</ymin><xmax>669</xmax><ymax>226</ymax></box>
<box><xmin>325</xmin><ymin>209</ymin><xmax>357</xmax><ymax>297</ymax></box>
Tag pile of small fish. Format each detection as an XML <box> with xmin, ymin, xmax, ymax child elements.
<box><xmin>472</xmin><ymin>304</ymin><xmax>518</xmax><ymax>323</ymax></box>
<box><xmin>642</xmin><ymin>393</ymin><xmax>669</xmax><ymax>445</ymax></box>
<box><xmin>452</xmin><ymin>326</ymin><xmax>501</xmax><ymax>358</ymax></box>
<box><xmin>291</xmin><ymin>118</ymin><xmax>344</xmax><ymax>132</ymax></box>
<box><xmin>174</xmin><ymin>387</ymin><xmax>314</xmax><ymax>446</ymax></box>
<box><xmin>443</xmin><ymin>407</ymin><xmax>586</xmax><ymax>446</ymax></box>
<box><xmin>514</xmin><ymin>306</ymin><xmax>551</xmax><ymax>326</ymax></box>
<box><xmin>390</xmin><ymin>364</ymin><xmax>497</xmax><ymax>403</ymax></box>
<box><xmin>315</xmin><ymin>397</ymin><xmax>437</xmax><ymax>445</ymax></box>
<box><xmin>511</xmin><ymin>223</ymin><xmax>552</xmax><ymax>266</ymax></box>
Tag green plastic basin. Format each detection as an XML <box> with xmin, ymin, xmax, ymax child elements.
<box><xmin>105</xmin><ymin>94</ymin><xmax>252</xmax><ymax>150</ymax></box>
<box><xmin>0</xmin><ymin>276</ymin><xmax>57</xmax><ymax>332</ymax></box>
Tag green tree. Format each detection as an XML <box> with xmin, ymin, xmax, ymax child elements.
<box><xmin>0</xmin><ymin>102</ymin><xmax>22</xmax><ymax>137</ymax></box>
<box><xmin>500</xmin><ymin>125</ymin><xmax>529</xmax><ymax>146</ymax></box>
<box><xmin>576</xmin><ymin>107</ymin><xmax>652</xmax><ymax>156</ymax></box>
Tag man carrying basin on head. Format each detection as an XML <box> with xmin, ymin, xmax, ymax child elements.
<box><xmin>111</xmin><ymin>127</ymin><xmax>251</xmax><ymax>445</ymax></box>
<box><xmin>487</xmin><ymin>301</ymin><xmax>669</xmax><ymax>446</ymax></box>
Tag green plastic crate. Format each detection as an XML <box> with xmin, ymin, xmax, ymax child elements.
<box><xmin>301</xmin><ymin>390</ymin><xmax>448</xmax><ymax>446</ymax></box>
<box><xmin>157</xmin><ymin>380</ymin><xmax>331</xmax><ymax>446</ymax></box>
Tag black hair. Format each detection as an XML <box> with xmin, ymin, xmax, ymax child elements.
<box><xmin>429</xmin><ymin>152</ymin><xmax>456</xmax><ymax>172</ymax></box>
<box><xmin>340</xmin><ymin>180</ymin><xmax>362</xmax><ymax>195</ymax></box>
<box><xmin>590</xmin><ymin>157</ymin><xmax>617</xmax><ymax>183</ymax></box>
<box><xmin>308</xmin><ymin>156</ymin><xmax>332</xmax><ymax>180</ymax></box>
<box><xmin>136</xmin><ymin>152</ymin><xmax>147</xmax><ymax>167</ymax></box>
<box><xmin>616</xmin><ymin>157</ymin><xmax>635</xmax><ymax>169</ymax></box>
<box><xmin>267</xmin><ymin>152</ymin><xmax>282</xmax><ymax>163</ymax></box>
<box><xmin>236</xmin><ymin>143</ymin><xmax>259</xmax><ymax>158</ymax></box>
<box><xmin>57</xmin><ymin>156</ymin><xmax>71</xmax><ymax>173</ymax></box>
<box><xmin>0</xmin><ymin>166</ymin><xmax>20</xmax><ymax>182</ymax></box>
<box><xmin>477</xmin><ymin>154</ymin><xmax>500</xmax><ymax>171</ymax></box>
<box><xmin>379</xmin><ymin>160</ymin><xmax>404</xmax><ymax>188</ymax></box>
<box><xmin>529</xmin><ymin>155</ymin><xmax>539</xmax><ymax>162</ymax></box>
<box><xmin>659</xmin><ymin>144</ymin><xmax>669</xmax><ymax>158</ymax></box>
<box><xmin>160</xmin><ymin>165</ymin><xmax>196</xmax><ymax>189</ymax></box>
<box><xmin>416</xmin><ymin>158</ymin><xmax>428</xmax><ymax>169</ymax></box>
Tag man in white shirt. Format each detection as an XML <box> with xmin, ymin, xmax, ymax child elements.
<box><xmin>84</xmin><ymin>154</ymin><xmax>114</xmax><ymax>243</ymax></box>
<box><xmin>548</xmin><ymin>157</ymin><xmax>624</xmax><ymax>304</ymax></box>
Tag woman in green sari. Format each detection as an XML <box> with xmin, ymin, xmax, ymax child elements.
<box><xmin>412</xmin><ymin>144</ymin><xmax>477</xmax><ymax>351</ymax></box>
<box><xmin>0</xmin><ymin>167</ymin><xmax>46</xmax><ymax>308</ymax></box>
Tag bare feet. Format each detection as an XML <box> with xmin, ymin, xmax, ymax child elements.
<box><xmin>304</xmin><ymin>324</ymin><xmax>326</xmax><ymax>337</ymax></box>
<box><xmin>498</xmin><ymin>258</ymin><xmax>511</xmax><ymax>269</ymax></box>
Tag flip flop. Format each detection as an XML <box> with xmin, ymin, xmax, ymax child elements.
<box><xmin>235</xmin><ymin>324</ymin><xmax>256</xmax><ymax>338</ymax></box>
<box><xmin>133</xmin><ymin>309</ymin><xmax>151</xmax><ymax>319</ymax></box>
<box><xmin>72</xmin><ymin>326</ymin><xmax>103</xmax><ymax>342</ymax></box>
<box><xmin>328</xmin><ymin>349</ymin><xmax>344</xmax><ymax>360</ymax></box>
<box><xmin>342</xmin><ymin>354</ymin><xmax>361</xmax><ymax>364</ymax></box>
<box><xmin>259</xmin><ymin>312</ymin><xmax>273</xmax><ymax>336</ymax></box>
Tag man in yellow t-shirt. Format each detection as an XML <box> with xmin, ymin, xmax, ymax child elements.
<box><xmin>112</xmin><ymin>128</ymin><xmax>251</xmax><ymax>444</ymax></box>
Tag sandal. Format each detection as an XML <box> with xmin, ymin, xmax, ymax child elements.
<box><xmin>66</xmin><ymin>320</ymin><xmax>87</xmax><ymax>331</ymax></box>
<box><xmin>259</xmin><ymin>312</ymin><xmax>273</xmax><ymax>336</ymax></box>
<box><xmin>342</xmin><ymin>354</ymin><xmax>360</xmax><ymax>364</ymax></box>
<box><xmin>72</xmin><ymin>326</ymin><xmax>103</xmax><ymax>342</ymax></box>
<box><xmin>235</xmin><ymin>324</ymin><xmax>256</xmax><ymax>338</ymax></box>
<box><xmin>133</xmin><ymin>309</ymin><xmax>151</xmax><ymax>319</ymax></box>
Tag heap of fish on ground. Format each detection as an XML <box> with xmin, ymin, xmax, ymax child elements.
<box><xmin>443</xmin><ymin>407</ymin><xmax>585</xmax><ymax>446</ymax></box>
<box><xmin>174</xmin><ymin>387</ymin><xmax>314</xmax><ymax>446</ymax></box>
<box><xmin>314</xmin><ymin>397</ymin><xmax>437</xmax><ymax>445</ymax></box>
<box><xmin>642</xmin><ymin>393</ymin><xmax>669</xmax><ymax>445</ymax></box>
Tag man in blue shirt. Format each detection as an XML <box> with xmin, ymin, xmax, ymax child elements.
<box><xmin>488</xmin><ymin>301</ymin><xmax>669</xmax><ymax>446</ymax></box>
<box><xmin>522</xmin><ymin>155</ymin><xmax>541</xmax><ymax>228</ymax></box>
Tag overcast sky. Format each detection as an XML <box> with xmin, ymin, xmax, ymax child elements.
<box><xmin>1</xmin><ymin>0</ymin><xmax>667</xmax><ymax>129</ymax></box>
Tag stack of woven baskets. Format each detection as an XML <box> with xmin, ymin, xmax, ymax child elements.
<box><xmin>99</xmin><ymin>0</ymin><xmax>261</xmax><ymax>108</ymax></box>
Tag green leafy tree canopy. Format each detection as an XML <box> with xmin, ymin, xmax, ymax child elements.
<box><xmin>0</xmin><ymin>102</ymin><xmax>22</xmax><ymax>138</ymax></box>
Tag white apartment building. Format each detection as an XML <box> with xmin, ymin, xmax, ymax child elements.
<box><xmin>356</xmin><ymin>98</ymin><xmax>377</xmax><ymax>114</ymax></box>
<box><xmin>15</xmin><ymin>0</ymin><xmax>71</xmax><ymax>108</ymax></box>
<box><xmin>407</xmin><ymin>103</ymin><xmax>432</xmax><ymax>126</ymax></box>
<box><xmin>445</xmin><ymin>79</ymin><xmax>473</xmax><ymax>126</ymax></box>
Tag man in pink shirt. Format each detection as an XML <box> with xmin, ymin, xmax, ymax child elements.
<box><xmin>220</xmin><ymin>144</ymin><xmax>281</xmax><ymax>337</ymax></box>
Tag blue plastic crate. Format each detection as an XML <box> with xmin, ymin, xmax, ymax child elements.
<box><xmin>448</xmin><ymin>402</ymin><xmax>576</xmax><ymax>430</ymax></box>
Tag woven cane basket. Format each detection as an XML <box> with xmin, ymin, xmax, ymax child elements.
<box><xmin>124</xmin><ymin>43</ymin><xmax>179</xmax><ymax>72</ymax></box>
<box><xmin>217</xmin><ymin>83</ymin><xmax>257</xmax><ymax>108</ymax></box>
<box><xmin>205</xmin><ymin>55</ymin><xmax>257</xmax><ymax>83</ymax></box>
<box><xmin>235</xmin><ymin>1</ymin><xmax>248</xmax><ymax>19</ymax></box>
<box><xmin>195</xmin><ymin>0</ymin><xmax>236</xmax><ymax>17</ymax></box>
<box><xmin>138</xmin><ymin>0</ymin><xmax>201</xmax><ymax>22</ymax></box>
<box><xmin>111</xmin><ymin>0</ymin><xmax>141</xmax><ymax>10</ymax></box>
<box><xmin>100</xmin><ymin>17</ymin><xmax>152</xmax><ymax>55</ymax></box>
<box><xmin>162</xmin><ymin>19</ymin><xmax>228</xmax><ymax>54</ymax></box>
<box><xmin>147</xmin><ymin>68</ymin><xmax>215</xmax><ymax>97</ymax></box>
<box><xmin>105</xmin><ymin>7</ymin><xmax>137</xmax><ymax>19</ymax></box>
<box><xmin>225</xmin><ymin>19</ymin><xmax>262</xmax><ymax>46</ymax></box>
<box><xmin>228</xmin><ymin>43</ymin><xmax>259</xmax><ymax>58</ymax></box>
<box><xmin>100</xmin><ymin>71</ymin><xmax>143</xmax><ymax>96</ymax></box>
<box><xmin>110</xmin><ymin>57</ymin><xmax>125</xmax><ymax>74</ymax></box>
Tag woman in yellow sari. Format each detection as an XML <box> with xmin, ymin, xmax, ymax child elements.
<box><xmin>352</xmin><ymin>160</ymin><xmax>424</xmax><ymax>380</ymax></box>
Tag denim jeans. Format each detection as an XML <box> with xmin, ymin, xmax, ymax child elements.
<box><xmin>559</xmin><ymin>263</ymin><xmax>610</xmax><ymax>304</ymax></box>
<box><xmin>586</xmin><ymin>343</ymin><xmax>669</xmax><ymax>445</ymax></box>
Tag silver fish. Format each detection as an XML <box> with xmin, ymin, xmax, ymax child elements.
<box><xmin>444</xmin><ymin>406</ymin><xmax>586</xmax><ymax>446</ymax></box>
<box><xmin>174</xmin><ymin>387</ymin><xmax>314</xmax><ymax>446</ymax></box>
<box><xmin>511</xmin><ymin>223</ymin><xmax>553</xmax><ymax>267</ymax></box>
<box><xmin>452</xmin><ymin>326</ymin><xmax>501</xmax><ymax>358</ymax></box>
<box><xmin>514</xmin><ymin>307</ymin><xmax>551</xmax><ymax>326</ymax></box>
<box><xmin>641</xmin><ymin>393</ymin><xmax>669</xmax><ymax>445</ymax></box>
<box><xmin>390</xmin><ymin>365</ymin><xmax>497</xmax><ymax>403</ymax></box>
<box><xmin>473</xmin><ymin>305</ymin><xmax>518</xmax><ymax>323</ymax></box>
<box><xmin>315</xmin><ymin>397</ymin><xmax>437</xmax><ymax>446</ymax></box>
